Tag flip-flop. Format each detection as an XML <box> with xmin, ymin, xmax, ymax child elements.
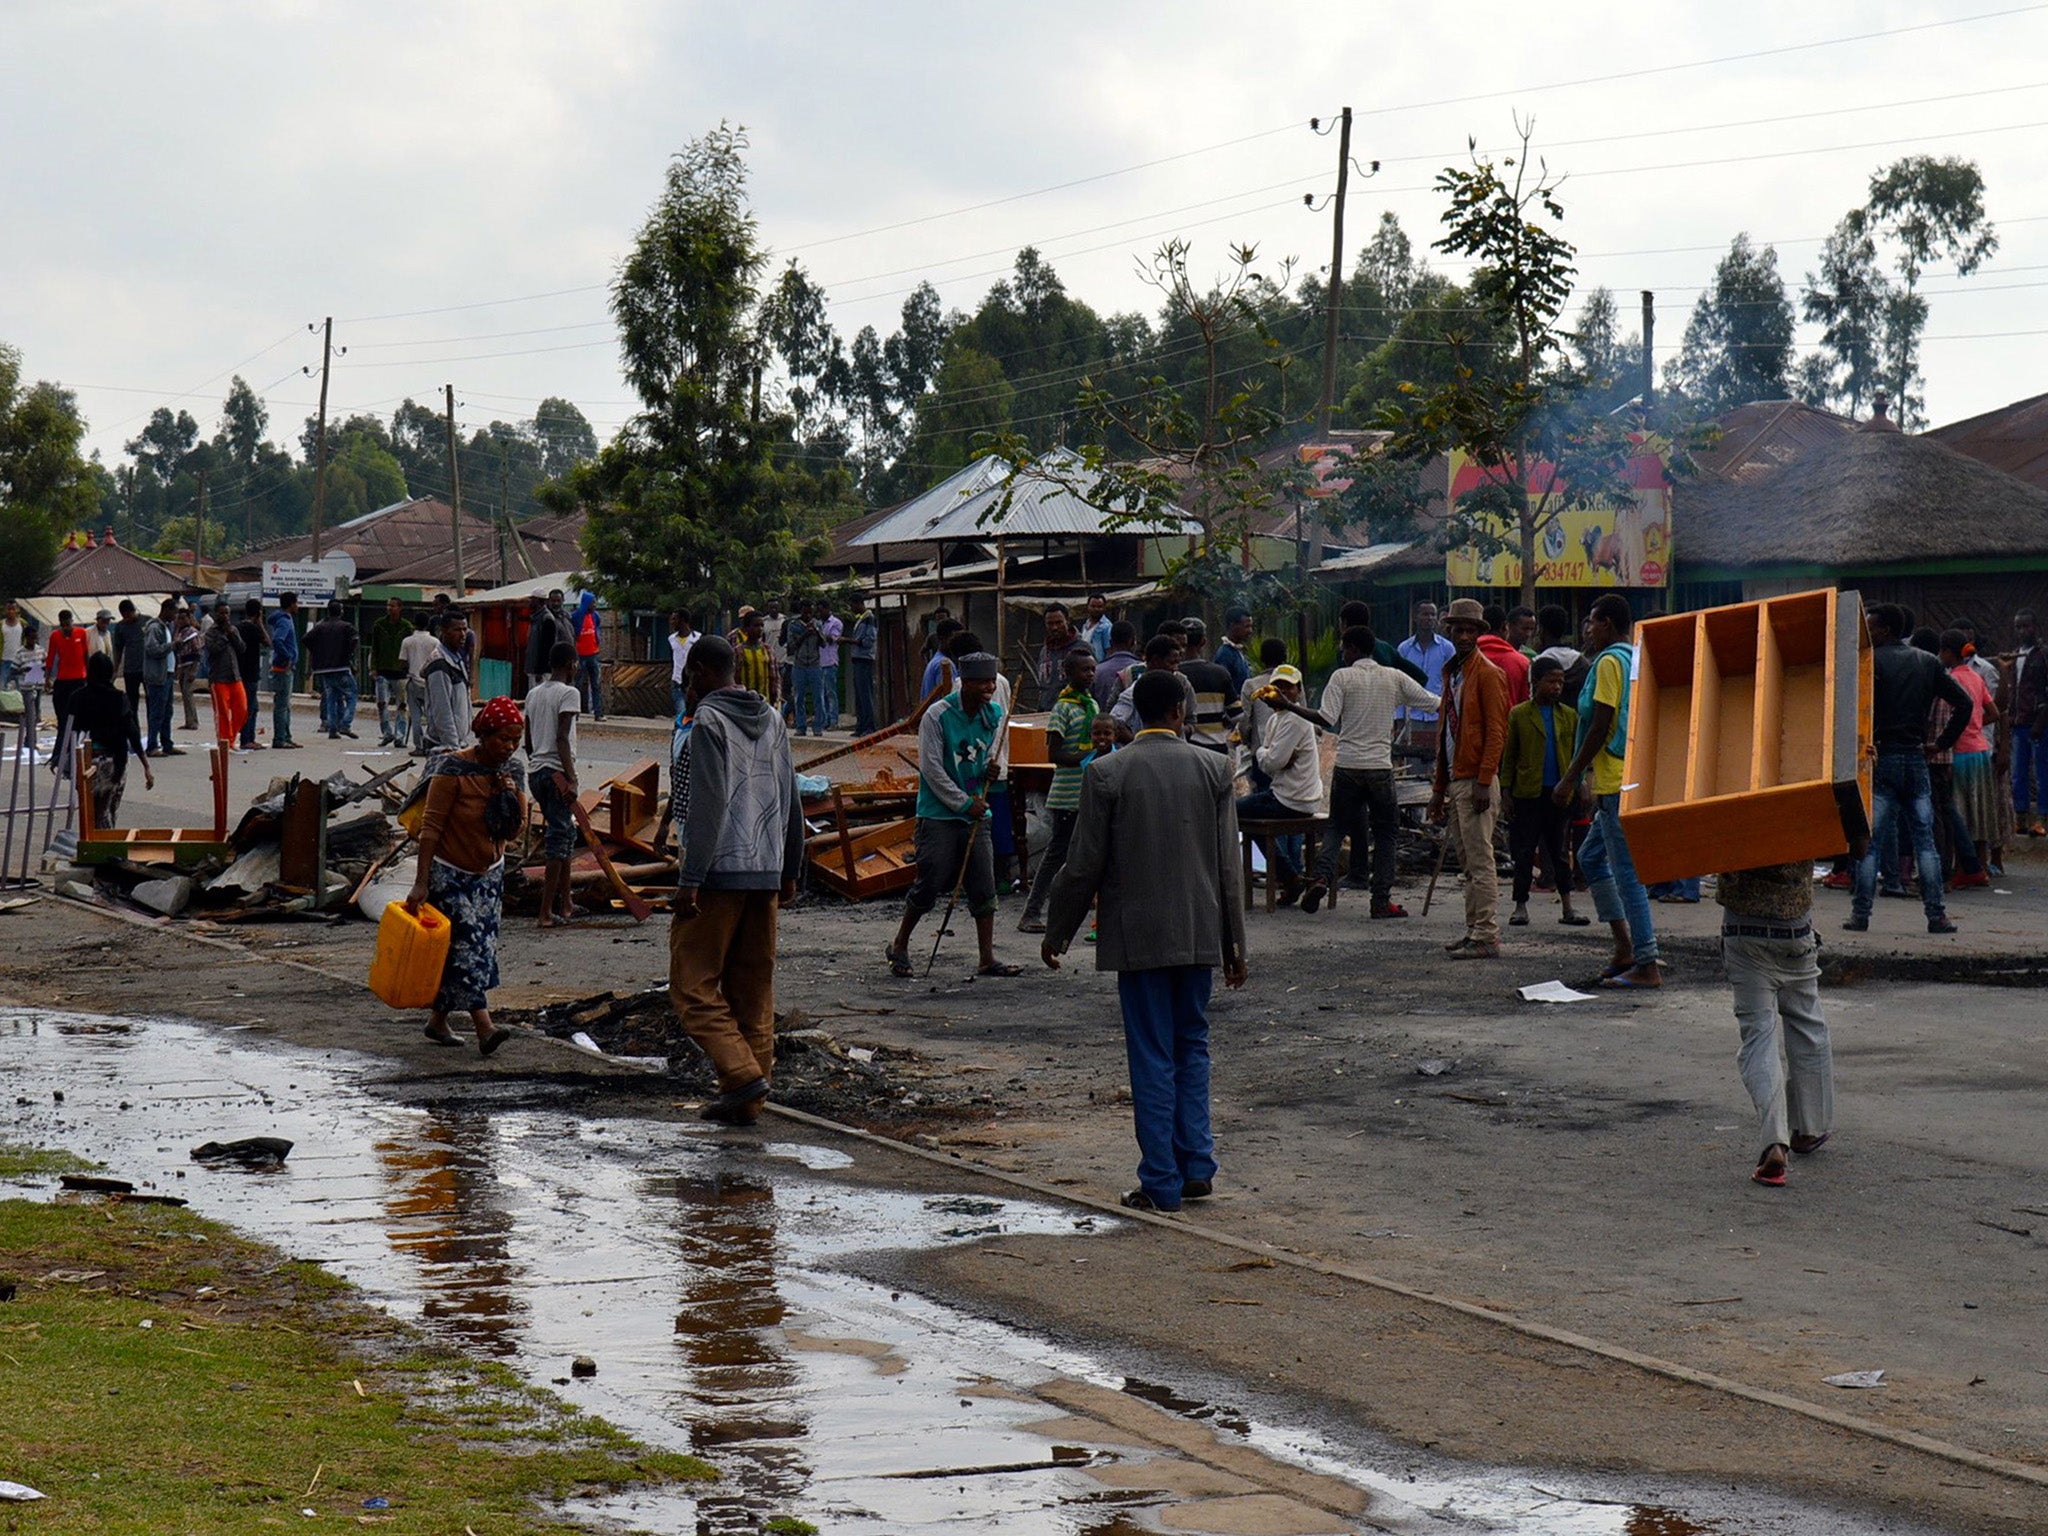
<box><xmin>1751</xmin><ymin>1161</ymin><xmax>1787</xmax><ymax>1188</ymax></box>
<box><xmin>1791</xmin><ymin>1132</ymin><xmax>1831</xmax><ymax>1155</ymax></box>
<box><xmin>1559</xmin><ymin>913</ymin><xmax>1592</xmax><ymax>926</ymax></box>
<box><xmin>1598</xmin><ymin>973</ymin><xmax>1661</xmax><ymax>989</ymax></box>
<box><xmin>478</xmin><ymin>1028</ymin><xmax>511</xmax><ymax>1057</ymax></box>
<box><xmin>422</xmin><ymin>1025</ymin><xmax>464</xmax><ymax>1048</ymax></box>
<box><xmin>885</xmin><ymin>947</ymin><xmax>915</xmax><ymax>979</ymax></box>
<box><xmin>976</xmin><ymin>961</ymin><xmax>1023</xmax><ymax>978</ymax></box>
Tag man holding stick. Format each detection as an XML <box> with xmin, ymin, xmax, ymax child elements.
<box><xmin>886</xmin><ymin>652</ymin><xmax>1019</xmax><ymax>978</ymax></box>
<box><xmin>1043</xmin><ymin>670</ymin><xmax>1246</xmax><ymax>1212</ymax></box>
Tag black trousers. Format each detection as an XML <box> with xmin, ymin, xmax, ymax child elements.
<box><xmin>1509</xmin><ymin>793</ymin><xmax>1572</xmax><ymax>904</ymax></box>
<box><xmin>123</xmin><ymin>675</ymin><xmax>145</xmax><ymax>736</ymax></box>
<box><xmin>1316</xmin><ymin>766</ymin><xmax>1398</xmax><ymax>901</ymax></box>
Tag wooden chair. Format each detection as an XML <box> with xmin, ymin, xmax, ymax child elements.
<box><xmin>1239</xmin><ymin>815</ymin><xmax>1331</xmax><ymax>912</ymax></box>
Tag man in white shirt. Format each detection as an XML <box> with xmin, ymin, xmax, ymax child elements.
<box><xmin>1274</xmin><ymin>623</ymin><xmax>1438</xmax><ymax>919</ymax></box>
<box><xmin>1</xmin><ymin>601</ymin><xmax>24</xmax><ymax>691</ymax></box>
<box><xmin>668</xmin><ymin>610</ymin><xmax>698</xmax><ymax>720</ymax></box>
<box><xmin>1234</xmin><ymin>665</ymin><xmax>1321</xmax><ymax>905</ymax></box>
<box><xmin>398</xmin><ymin>613</ymin><xmax>440</xmax><ymax>755</ymax></box>
<box><xmin>526</xmin><ymin>639</ymin><xmax>584</xmax><ymax>929</ymax></box>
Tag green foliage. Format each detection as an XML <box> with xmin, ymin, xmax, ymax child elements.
<box><xmin>0</xmin><ymin>343</ymin><xmax>95</xmax><ymax>589</ymax></box>
<box><xmin>984</xmin><ymin>238</ymin><xmax>1313</xmax><ymax>615</ymax></box>
<box><xmin>1670</xmin><ymin>234</ymin><xmax>1795</xmax><ymax>413</ymax></box>
<box><xmin>1802</xmin><ymin>157</ymin><xmax>1995</xmax><ymax>426</ymax></box>
<box><xmin>566</xmin><ymin>124</ymin><xmax>831</xmax><ymax>615</ymax></box>
<box><xmin>1366</xmin><ymin>120</ymin><xmax>1672</xmax><ymax>607</ymax></box>
<box><xmin>0</xmin><ymin>1194</ymin><xmax>711</xmax><ymax>1532</ymax></box>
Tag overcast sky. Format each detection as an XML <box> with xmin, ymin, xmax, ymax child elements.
<box><xmin>8</xmin><ymin>1</ymin><xmax>2048</xmax><ymax>469</ymax></box>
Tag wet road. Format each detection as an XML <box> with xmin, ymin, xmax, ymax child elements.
<box><xmin>1</xmin><ymin>1010</ymin><xmax>1938</xmax><ymax>1534</ymax></box>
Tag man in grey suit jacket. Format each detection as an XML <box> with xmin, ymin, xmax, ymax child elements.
<box><xmin>1042</xmin><ymin>670</ymin><xmax>1248</xmax><ymax>1212</ymax></box>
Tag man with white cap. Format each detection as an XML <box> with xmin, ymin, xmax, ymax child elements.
<box><xmin>1232</xmin><ymin>665</ymin><xmax>1321</xmax><ymax>906</ymax></box>
<box><xmin>886</xmin><ymin>652</ymin><xmax>1019</xmax><ymax>978</ymax></box>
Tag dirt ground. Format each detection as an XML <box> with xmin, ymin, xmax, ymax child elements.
<box><xmin>4</xmin><ymin>835</ymin><xmax>2047</xmax><ymax>1532</ymax></box>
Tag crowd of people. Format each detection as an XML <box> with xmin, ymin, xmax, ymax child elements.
<box><xmin>8</xmin><ymin>579</ymin><xmax>2039</xmax><ymax>1203</ymax></box>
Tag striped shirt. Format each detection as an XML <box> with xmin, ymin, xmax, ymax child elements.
<box><xmin>736</xmin><ymin>641</ymin><xmax>776</xmax><ymax>700</ymax></box>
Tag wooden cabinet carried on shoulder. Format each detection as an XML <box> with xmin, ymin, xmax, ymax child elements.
<box><xmin>1620</xmin><ymin>588</ymin><xmax>1873</xmax><ymax>884</ymax></box>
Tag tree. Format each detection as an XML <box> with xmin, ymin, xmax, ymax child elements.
<box><xmin>1801</xmin><ymin>215</ymin><xmax>1888</xmax><ymax>417</ymax></box>
<box><xmin>1669</xmin><ymin>234</ymin><xmax>1795</xmax><ymax>413</ymax></box>
<box><xmin>557</xmin><ymin>124</ymin><xmax>826</xmax><ymax>615</ymax></box>
<box><xmin>532</xmin><ymin>397</ymin><xmax>598</xmax><ymax>480</ymax></box>
<box><xmin>218</xmin><ymin>377</ymin><xmax>268</xmax><ymax>467</ymax></box>
<box><xmin>1355</xmin><ymin>211</ymin><xmax>1421</xmax><ymax>312</ymax></box>
<box><xmin>0</xmin><ymin>343</ymin><xmax>93</xmax><ymax>590</ymax></box>
<box><xmin>1801</xmin><ymin>157</ymin><xmax>1995</xmax><ymax>426</ymax></box>
<box><xmin>1368</xmin><ymin>121</ymin><xmax>1666</xmax><ymax>609</ymax></box>
<box><xmin>1866</xmin><ymin>156</ymin><xmax>1995</xmax><ymax>427</ymax></box>
<box><xmin>987</xmin><ymin>239</ymin><xmax>1309</xmax><ymax>612</ymax></box>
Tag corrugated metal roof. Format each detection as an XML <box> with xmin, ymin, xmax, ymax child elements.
<box><xmin>845</xmin><ymin>457</ymin><xmax>1014</xmax><ymax>547</ymax></box>
<box><xmin>1929</xmin><ymin>390</ymin><xmax>2048</xmax><ymax>492</ymax></box>
<box><xmin>850</xmin><ymin>449</ymin><xmax>1197</xmax><ymax>545</ymax></box>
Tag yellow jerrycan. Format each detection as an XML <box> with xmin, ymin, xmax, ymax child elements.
<box><xmin>369</xmin><ymin>901</ymin><xmax>451</xmax><ymax>1009</ymax></box>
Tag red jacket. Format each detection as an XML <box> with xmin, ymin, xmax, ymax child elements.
<box><xmin>1476</xmin><ymin>633</ymin><xmax>1530</xmax><ymax>706</ymax></box>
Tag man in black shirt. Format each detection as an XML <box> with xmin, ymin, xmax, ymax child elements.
<box><xmin>1849</xmin><ymin>602</ymin><xmax>1974</xmax><ymax>935</ymax></box>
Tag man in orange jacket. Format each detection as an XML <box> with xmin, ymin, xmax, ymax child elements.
<box><xmin>1431</xmin><ymin>598</ymin><xmax>1511</xmax><ymax>957</ymax></box>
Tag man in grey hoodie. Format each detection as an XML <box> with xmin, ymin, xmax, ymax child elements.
<box><xmin>670</xmin><ymin>634</ymin><xmax>805</xmax><ymax>1125</ymax></box>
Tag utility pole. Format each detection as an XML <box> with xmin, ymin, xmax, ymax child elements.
<box><xmin>1640</xmin><ymin>291</ymin><xmax>1656</xmax><ymax>414</ymax></box>
<box><xmin>309</xmin><ymin>317</ymin><xmax>334</xmax><ymax>561</ymax></box>
<box><xmin>1316</xmin><ymin>106</ymin><xmax>1354</xmax><ymax>439</ymax></box>
<box><xmin>444</xmin><ymin>384</ymin><xmax>467</xmax><ymax>594</ymax></box>
<box><xmin>191</xmin><ymin>465</ymin><xmax>207</xmax><ymax>584</ymax></box>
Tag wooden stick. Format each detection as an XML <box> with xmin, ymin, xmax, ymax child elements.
<box><xmin>1421</xmin><ymin>824</ymin><xmax>1450</xmax><ymax>917</ymax></box>
<box><xmin>569</xmin><ymin>795</ymin><xmax>652</xmax><ymax>922</ymax></box>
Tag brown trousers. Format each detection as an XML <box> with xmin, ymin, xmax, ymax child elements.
<box><xmin>1447</xmin><ymin>778</ymin><xmax>1501</xmax><ymax>945</ymax></box>
<box><xmin>668</xmin><ymin>889</ymin><xmax>779</xmax><ymax>1092</ymax></box>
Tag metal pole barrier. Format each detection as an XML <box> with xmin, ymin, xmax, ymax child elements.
<box><xmin>1</xmin><ymin>723</ymin><xmax>20</xmax><ymax>886</ymax></box>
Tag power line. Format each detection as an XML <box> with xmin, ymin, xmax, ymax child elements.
<box><xmin>782</xmin><ymin>121</ymin><xmax>1304</xmax><ymax>253</ymax></box>
<box><xmin>1355</xmin><ymin>5</ymin><xmax>2048</xmax><ymax>120</ymax></box>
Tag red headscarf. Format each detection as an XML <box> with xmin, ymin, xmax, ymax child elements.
<box><xmin>474</xmin><ymin>696</ymin><xmax>525</xmax><ymax>735</ymax></box>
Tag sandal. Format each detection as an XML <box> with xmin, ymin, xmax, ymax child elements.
<box><xmin>1752</xmin><ymin>1147</ymin><xmax>1789</xmax><ymax>1187</ymax></box>
<box><xmin>1559</xmin><ymin>912</ymin><xmax>1591</xmax><ymax>926</ymax></box>
<box><xmin>976</xmin><ymin>961</ymin><xmax>1023</xmax><ymax>978</ymax></box>
<box><xmin>422</xmin><ymin>1024</ymin><xmax>464</xmax><ymax>1048</ymax></box>
<box><xmin>885</xmin><ymin>946</ymin><xmax>915</xmax><ymax>979</ymax></box>
<box><xmin>1790</xmin><ymin>1132</ymin><xmax>1831</xmax><ymax>1155</ymax></box>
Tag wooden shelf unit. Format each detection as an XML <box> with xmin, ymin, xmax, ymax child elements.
<box><xmin>1619</xmin><ymin>589</ymin><xmax>1872</xmax><ymax>884</ymax></box>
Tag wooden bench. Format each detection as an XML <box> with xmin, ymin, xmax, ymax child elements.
<box><xmin>1239</xmin><ymin>815</ymin><xmax>1331</xmax><ymax>912</ymax></box>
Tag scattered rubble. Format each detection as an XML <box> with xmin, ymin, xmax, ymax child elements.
<box><xmin>502</xmin><ymin>987</ymin><xmax>995</xmax><ymax>1130</ymax></box>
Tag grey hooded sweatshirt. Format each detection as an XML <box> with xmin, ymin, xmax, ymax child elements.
<box><xmin>678</xmin><ymin>686</ymin><xmax>804</xmax><ymax>891</ymax></box>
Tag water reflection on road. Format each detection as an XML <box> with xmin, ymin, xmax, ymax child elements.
<box><xmin>1</xmin><ymin>1011</ymin><xmax>1902</xmax><ymax>1535</ymax></box>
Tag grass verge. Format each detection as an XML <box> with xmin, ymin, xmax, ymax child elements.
<box><xmin>0</xmin><ymin>1193</ymin><xmax>713</xmax><ymax>1533</ymax></box>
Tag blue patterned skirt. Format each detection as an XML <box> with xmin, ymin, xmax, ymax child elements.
<box><xmin>429</xmin><ymin>858</ymin><xmax>504</xmax><ymax>1013</ymax></box>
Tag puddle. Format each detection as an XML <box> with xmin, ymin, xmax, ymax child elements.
<box><xmin>0</xmin><ymin>1011</ymin><xmax>1923</xmax><ymax>1535</ymax></box>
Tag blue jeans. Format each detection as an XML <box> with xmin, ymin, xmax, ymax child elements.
<box><xmin>671</xmin><ymin>680</ymin><xmax>685</xmax><ymax>721</ymax></box>
<box><xmin>375</xmin><ymin>674</ymin><xmax>407</xmax><ymax>743</ymax></box>
<box><xmin>271</xmin><ymin>670</ymin><xmax>295</xmax><ymax>746</ymax></box>
<box><xmin>576</xmin><ymin>654</ymin><xmax>604</xmax><ymax>718</ymax></box>
<box><xmin>145</xmin><ymin>679</ymin><xmax>174</xmax><ymax>755</ymax></box>
<box><xmin>790</xmin><ymin>664</ymin><xmax>824</xmax><ymax>735</ymax></box>
<box><xmin>1235</xmin><ymin>787</ymin><xmax>1306</xmax><ymax>879</ymax></box>
<box><xmin>1118</xmin><ymin>965</ymin><xmax>1217</xmax><ymax>1209</ymax></box>
<box><xmin>2013</xmin><ymin>725</ymin><xmax>2048</xmax><ymax>818</ymax></box>
<box><xmin>850</xmin><ymin>658</ymin><xmax>878</xmax><ymax>736</ymax></box>
<box><xmin>1579</xmin><ymin>791</ymin><xmax>1658</xmax><ymax>963</ymax></box>
<box><xmin>1854</xmin><ymin>749</ymin><xmax>1947</xmax><ymax>923</ymax></box>
<box><xmin>317</xmin><ymin>671</ymin><xmax>357</xmax><ymax>735</ymax></box>
<box><xmin>820</xmin><ymin>663</ymin><xmax>840</xmax><ymax>728</ymax></box>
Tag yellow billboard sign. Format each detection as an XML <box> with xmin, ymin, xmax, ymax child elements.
<box><xmin>1443</xmin><ymin>448</ymin><xmax>1672</xmax><ymax>589</ymax></box>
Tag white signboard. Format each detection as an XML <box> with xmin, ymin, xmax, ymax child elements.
<box><xmin>262</xmin><ymin>558</ymin><xmax>354</xmax><ymax>601</ymax></box>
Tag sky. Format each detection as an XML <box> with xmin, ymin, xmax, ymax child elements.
<box><xmin>8</xmin><ymin>0</ymin><xmax>2048</xmax><ymax>471</ymax></box>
